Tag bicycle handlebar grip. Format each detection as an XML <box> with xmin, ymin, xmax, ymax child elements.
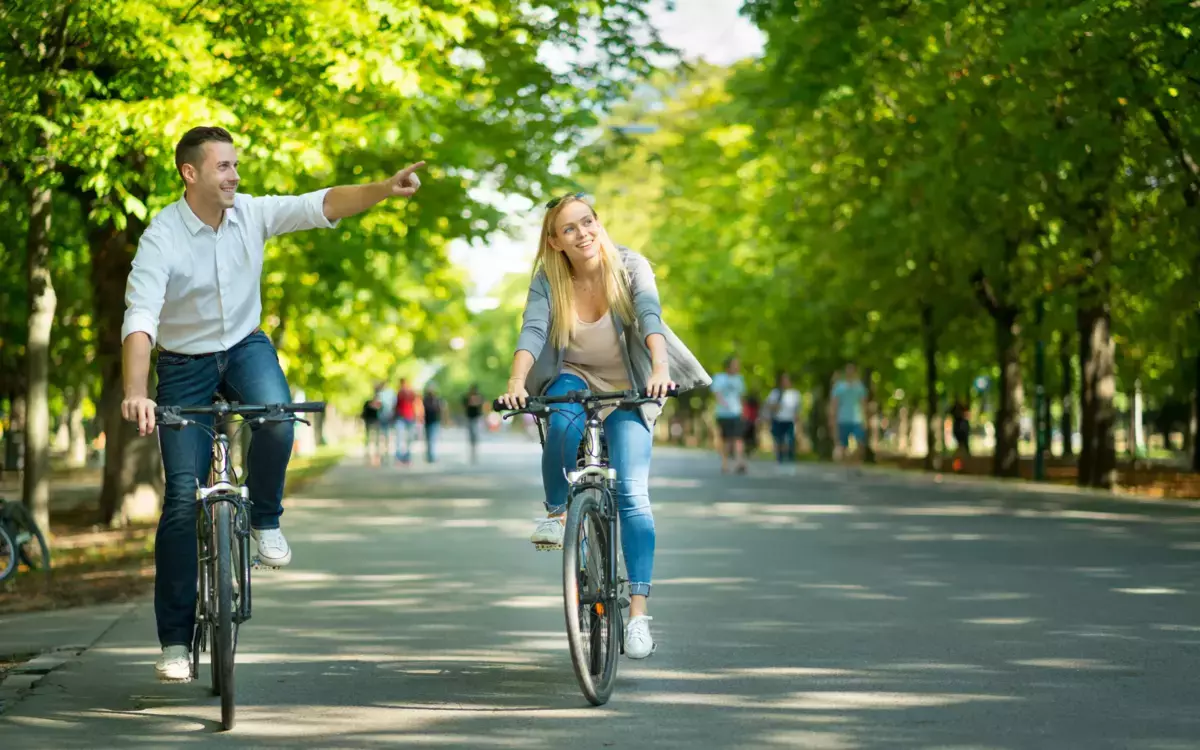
<box><xmin>641</xmin><ymin>386</ymin><xmax>681</xmax><ymax>399</ymax></box>
<box><xmin>492</xmin><ymin>399</ymin><xmax>512</xmax><ymax>411</ymax></box>
<box><xmin>286</xmin><ymin>402</ymin><xmax>326</xmax><ymax>413</ymax></box>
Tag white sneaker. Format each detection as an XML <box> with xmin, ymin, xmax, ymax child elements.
<box><xmin>530</xmin><ymin>515</ymin><xmax>565</xmax><ymax>550</ymax></box>
<box><xmin>625</xmin><ymin>615</ymin><xmax>655</xmax><ymax>659</ymax></box>
<box><xmin>251</xmin><ymin>527</ymin><xmax>292</xmax><ymax>567</ymax></box>
<box><xmin>155</xmin><ymin>645</ymin><xmax>192</xmax><ymax>682</ymax></box>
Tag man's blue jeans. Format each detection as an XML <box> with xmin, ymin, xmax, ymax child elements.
<box><xmin>154</xmin><ymin>330</ymin><xmax>294</xmax><ymax>647</ymax></box>
<box><xmin>541</xmin><ymin>374</ymin><xmax>656</xmax><ymax>597</ymax></box>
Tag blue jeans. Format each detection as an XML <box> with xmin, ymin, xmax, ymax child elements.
<box><xmin>425</xmin><ymin>421</ymin><xmax>440</xmax><ymax>462</ymax></box>
<box><xmin>395</xmin><ymin>418</ymin><xmax>415</xmax><ymax>462</ymax></box>
<box><xmin>771</xmin><ymin>420</ymin><xmax>796</xmax><ymax>462</ymax></box>
<box><xmin>154</xmin><ymin>330</ymin><xmax>294</xmax><ymax>647</ymax></box>
<box><xmin>541</xmin><ymin>374</ymin><xmax>655</xmax><ymax>597</ymax></box>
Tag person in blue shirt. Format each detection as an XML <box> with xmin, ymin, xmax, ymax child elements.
<box><xmin>710</xmin><ymin>356</ymin><xmax>747</xmax><ymax>474</ymax></box>
<box><xmin>829</xmin><ymin>362</ymin><xmax>869</xmax><ymax>461</ymax></box>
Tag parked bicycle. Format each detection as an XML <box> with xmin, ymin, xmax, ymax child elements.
<box><xmin>154</xmin><ymin>400</ymin><xmax>324</xmax><ymax>731</ymax></box>
<box><xmin>0</xmin><ymin>497</ymin><xmax>51</xmax><ymax>584</ymax></box>
<box><xmin>494</xmin><ymin>386</ymin><xmax>675</xmax><ymax>706</ymax></box>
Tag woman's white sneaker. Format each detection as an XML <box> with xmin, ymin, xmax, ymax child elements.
<box><xmin>155</xmin><ymin>645</ymin><xmax>192</xmax><ymax>682</ymax></box>
<box><xmin>625</xmin><ymin>615</ymin><xmax>656</xmax><ymax>659</ymax></box>
<box><xmin>530</xmin><ymin>515</ymin><xmax>565</xmax><ymax>550</ymax></box>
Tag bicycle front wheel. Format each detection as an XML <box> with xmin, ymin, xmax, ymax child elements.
<box><xmin>562</xmin><ymin>486</ymin><xmax>619</xmax><ymax>706</ymax></box>
<box><xmin>212</xmin><ymin>501</ymin><xmax>237</xmax><ymax>730</ymax></box>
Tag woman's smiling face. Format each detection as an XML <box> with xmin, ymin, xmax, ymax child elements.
<box><xmin>552</xmin><ymin>199</ymin><xmax>602</xmax><ymax>265</ymax></box>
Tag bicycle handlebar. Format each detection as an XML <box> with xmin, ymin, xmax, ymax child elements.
<box><xmin>154</xmin><ymin>402</ymin><xmax>327</xmax><ymax>418</ymax></box>
<box><xmin>492</xmin><ymin>387</ymin><xmax>679</xmax><ymax>413</ymax></box>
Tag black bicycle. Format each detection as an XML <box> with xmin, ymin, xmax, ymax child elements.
<box><xmin>0</xmin><ymin>497</ymin><xmax>51</xmax><ymax>584</ymax></box>
<box><xmin>154</xmin><ymin>400</ymin><xmax>324</xmax><ymax>731</ymax></box>
<box><xmin>495</xmin><ymin>387</ymin><xmax>674</xmax><ymax>705</ymax></box>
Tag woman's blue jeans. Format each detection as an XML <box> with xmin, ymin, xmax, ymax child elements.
<box><xmin>541</xmin><ymin>374</ymin><xmax>655</xmax><ymax>597</ymax></box>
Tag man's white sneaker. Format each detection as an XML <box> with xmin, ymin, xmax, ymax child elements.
<box><xmin>625</xmin><ymin>615</ymin><xmax>656</xmax><ymax>659</ymax></box>
<box><xmin>155</xmin><ymin>645</ymin><xmax>192</xmax><ymax>682</ymax></box>
<box><xmin>251</xmin><ymin>527</ymin><xmax>292</xmax><ymax>567</ymax></box>
<box><xmin>530</xmin><ymin>515</ymin><xmax>565</xmax><ymax>550</ymax></box>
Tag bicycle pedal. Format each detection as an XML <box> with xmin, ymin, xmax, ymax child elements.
<box><xmin>532</xmin><ymin>542</ymin><xmax>562</xmax><ymax>552</ymax></box>
<box><xmin>251</xmin><ymin>559</ymin><xmax>282</xmax><ymax>570</ymax></box>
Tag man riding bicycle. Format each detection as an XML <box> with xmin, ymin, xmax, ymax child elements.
<box><xmin>120</xmin><ymin>126</ymin><xmax>424</xmax><ymax>682</ymax></box>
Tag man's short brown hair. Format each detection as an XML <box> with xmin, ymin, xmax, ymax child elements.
<box><xmin>174</xmin><ymin>126</ymin><xmax>233</xmax><ymax>177</ymax></box>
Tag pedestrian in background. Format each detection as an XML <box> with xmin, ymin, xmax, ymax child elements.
<box><xmin>711</xmin><ymin>355</ymin><xmax>747</xmax><ymax>475</ymax></box>
<box><xmin>463</xmin><ymin>383</ymin><xmax>485</xmax><ymax>464</ymax></box>
<box><xmin>766</xmin><ymin>372</ymin><xmax>801</xmax><ymax>463</ymax></box>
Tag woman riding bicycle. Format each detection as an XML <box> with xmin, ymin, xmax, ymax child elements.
<box><xmin>498</xmin><ymin>192</ymin><xmax>710</xmax><ymax>659</ymax></box>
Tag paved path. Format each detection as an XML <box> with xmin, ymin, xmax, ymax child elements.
<box><xmin>3</xmin><ymin>430</ymin><xmax>1200</xmax><ymax>748</ymax></box>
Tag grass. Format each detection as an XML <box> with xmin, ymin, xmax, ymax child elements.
<box><xmin>0</xmin><ymin>444</ymin><xmax>346</xmax><ymax>616</ymax></box>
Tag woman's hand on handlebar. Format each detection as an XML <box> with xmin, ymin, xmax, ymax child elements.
<box><xmin>498</xmin><ymin>378</ymin><xmax>530</xmax><ymax>410</ymax></box>
<box><xmin>644</xmin><ymin>368</ymin><xmax>677</xmax><ymax>399</ymax></box>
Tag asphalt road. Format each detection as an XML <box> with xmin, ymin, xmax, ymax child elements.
<box><xmin>4</xmin><ymin>429</ymin><xmax>1200</xmax><ymax>749</ymax></box>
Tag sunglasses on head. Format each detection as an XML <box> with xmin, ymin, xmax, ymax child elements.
<box><xmin>545</xmin><ymin>191</ymin><xmax>587</xmax><ymax>209</ymax></box>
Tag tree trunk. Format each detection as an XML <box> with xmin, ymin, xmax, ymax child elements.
<box><xmin>22</xmin><ymin>177</ymin><xmax>57</xmax><ymax>533</ymax></box>
<box><xmin>4</xmin><ymin>394</ymin><xmax>26</xmax><ymax>473</ymax></box>
<box><xmin>1192</xmin><ymin>343</ymin><xmax>1200</xmax><ymax>472</ymax></box>
<box><xmin>66</xmin><ymin>384</ymin><xmax>88</xmax><ymax>468</ymax></box>
<box><xmin>810</xmin><ymin>372</ymin><xmax>836</xmax><ymax>461</ymax></box>
<box><xmin>864</xmin><ymin>368</ymin><xmax>878</xmax><ymax>464</ymax></box>
<box><xmin>1131</xmin><ymin>378</ymin><xmax>1145</xmax><ymax>460</ymax></box>
<box><xmin>1059</xmin><ymin>337</ymin><xmax>1074</xmax><ymax>458</ymax></box>
<box><xmin>90</xmin><ymin>208</ymin><xmax>163</xmax><ymax>525</ymax></box>
<box><xmin>1078</xmin><ymin>303</ymin><xmax>1117</xmax><ymax>488</ymax></box>
<box><xmin>897</xmin><ymin>406</ymin><xmax>909</xmax><ymax>455</ymax></box>
<box><xmin>922</xmin><ymin>303</ymin><xmax>939</xmax><ymax>471</ymax></box>
<box><xmin>993</xmin><ymin>310</ymin><xmax>1022</xmax><ymax>478</ymax></box>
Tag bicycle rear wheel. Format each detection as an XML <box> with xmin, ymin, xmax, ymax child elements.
<box><xmin>0</xmin><ymin>524</ymin><xmax>16</xmax><ymax>583</ymax></box>
<box><xmin>212</xmin><ymin>501</ymin><xmax>237</xmax><ymax>730</ymax></box>
<box><xmin>7</xmin><ymin>503</ymin><xmax>50</xmax><ymax>578</ymax></box>
<box><xmin>562</xmin><ymin>486</ymin><xmax>619</xmax><ymax>706</ymax></box>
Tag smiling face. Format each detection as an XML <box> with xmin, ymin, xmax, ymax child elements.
<box><xmin>182</xmin><ymin>141</ymin><xmax>240</xmax><ymax>210</ymax></box>
<box><xmin>550</xmin><ymin>199</ymin><xmax>603</xmax><ymax>268</ymax></box>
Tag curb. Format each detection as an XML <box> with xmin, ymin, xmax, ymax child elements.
<box><xmin>0</xmin><ymin>600</ymin><xmax>141</xmax><ymax>715</ymax></box>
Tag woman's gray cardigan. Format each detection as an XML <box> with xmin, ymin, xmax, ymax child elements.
<box><xmin>514</xmin><ymin>247</ymin><xmax>712</xmax><ymax>426</ymax></box>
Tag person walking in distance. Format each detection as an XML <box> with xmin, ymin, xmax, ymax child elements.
<box><xmin>393</xmin><ymin>377</ymin><xmax>419</xmax><ymax>464</ymax></box>
<box><xmin>711</xmin><ymin>356</ymin><xmax>747</xmax><ymax>474</ymax></box>
<box><xmin>361</xmin><ymin>392</ymin><xmax>382</xmax><ymax>465</ymax></box>
<box><xmin>829</xmin><ymin>362</ymin><xmax>869</xmax><ymax>463</ymax></box>
<box><xmin>119</xmin><ymin>125</ymin><xmax>423</xmax><ymax>682</ymax></box>
<box><xmin>375</xmin><ymin>380</ymin><xmax>397</xmax><ymax>466</ymax></box>
<box><xmin>766</xmin><ymin>372</ymin><xmax>802</xmax><ymax>463</ymax></box>
<box><xmin>422</xmin><ymin>383</ymin><xmax>445</xmax><ymax>463</ymax></box>
<box><xmin>463</xmin><ymin>383</ymin><xmax>485</xmax><ymax>464</ymax></box>
<box><xmin>496</xmin><ymin>192</ymin><xmax>710</xmax><ymax>659</ymax></box>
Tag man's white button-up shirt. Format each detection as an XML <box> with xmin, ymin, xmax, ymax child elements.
<box><xmin>121</xmin><ymin>190</ymin><xmax>338</xmax><ymax>355</ymax></box>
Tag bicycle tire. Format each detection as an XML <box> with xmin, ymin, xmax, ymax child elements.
<box><xmin>8</xmin><ymin>504</ymin><xmax>50</xmax><ymax>578</ymax></box>
<box><xmin>0</xmin><ymin>523</ymin><xmax>16</xmax><ymax>583</ymax></box>
<box><xmin>562</xmin><ymin>486</ymin><xmax>619</xmax><ymax>706</ymax></box>
<box><xmin>213</xmin><ymin>501</ymin><xmax>237</xmax><ymax>730</ymax></box>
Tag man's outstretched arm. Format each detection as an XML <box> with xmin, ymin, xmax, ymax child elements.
<box><xmin>323</xmin><ymin>161</ymin><xmax>426</xmax><ymax>221</ymax></box>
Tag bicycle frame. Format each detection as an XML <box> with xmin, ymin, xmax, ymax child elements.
<box><xmin>196</xmin><ymin>430</ymin><xmax>253</xmax><ymax>631</ymax></box>
<box><xmin>560</xmin><ymin>411</ymin><xmax>625</xmax><ymax>617</ymax></box>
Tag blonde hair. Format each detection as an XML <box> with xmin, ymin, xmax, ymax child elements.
<box><xmin>533</xmin><ymin>196</ymin><xmax>636</xmax><ymax>349</ymax></box>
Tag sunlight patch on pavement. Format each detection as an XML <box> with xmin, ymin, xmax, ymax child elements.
<box><xmin>495</xmin><ymin>595</ymin><xmax>561</xmax><ymax>609</ymax></box>
<box><xmin>950</xmin><ymin>592</ymin><xmax>1031</xmax><ymax>601</ymax></box>
<box><xmin>963</xmin><ymin>617</ymin><xmax>1036</xmax><ymax>626</ymax></box>
<box><xmin>1113</xmin><ymin>587</ymin><xmax>1186</xmax><ymax>595</ymax></box>
<box><xmin>1012</xmin><ymin>658</ymin><xmax>1126</xmax><ymax>670</ymax></box>
<box><xmin>656</xmin><ymin>576</ymin><xmax>755</xmax><ymax>585</ymax></box>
